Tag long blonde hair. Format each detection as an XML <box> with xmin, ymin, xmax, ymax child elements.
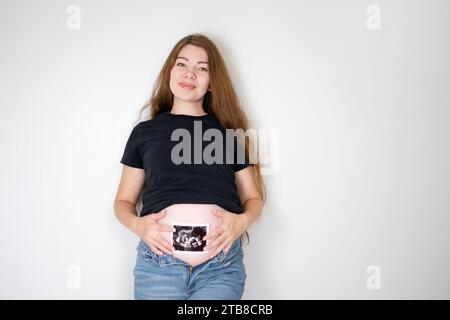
<box><xmin>135</xmin><ymin>33</ymin><xmax>266</xmax><ymax>246</ymax></box>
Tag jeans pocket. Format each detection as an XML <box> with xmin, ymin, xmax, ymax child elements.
<box><xmin>211</xmin><ymin>250</ymin><xmax>226</xmax><ymax>264</ymax></box>
<box><xmin>136</xmin><ymin>240</ymin><xmax>159</xmax><ymax>263</ymax></box>
<box><xmin>222</xmin><ymin>238</ymin><xmax>242</xmax><ymax>267</ymax></box>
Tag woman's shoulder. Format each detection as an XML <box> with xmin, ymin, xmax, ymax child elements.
<box><xmin>134</xmin><ymin>114</ymin><xmax>165</xmax><ymax>128</ymax></box>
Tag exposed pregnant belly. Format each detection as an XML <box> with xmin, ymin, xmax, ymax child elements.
<box><xmin>158</xmin><ymin>203</ymin><xmax>224</xmax><ymax>267</ymax></box>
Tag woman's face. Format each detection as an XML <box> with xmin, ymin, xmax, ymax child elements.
<box><xmin>169</xmin><ymin>44</ymin><xmax>211</xmax><ymax>106</ymax></box>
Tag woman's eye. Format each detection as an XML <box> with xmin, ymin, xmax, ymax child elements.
<box><xmin>176</xmin><ymin>62</ymin><xmax>207</xmax><ymax>72</ymax></box>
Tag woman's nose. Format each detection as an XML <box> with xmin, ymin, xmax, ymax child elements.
<box><xmin>184</xmin><ymin>68</ymin><xmax>197</xmax><ymax>78</ymax></box>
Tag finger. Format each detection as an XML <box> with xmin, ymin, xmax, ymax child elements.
<box><xmin>203</xmin><ymin>233</ymin><xmax>220</xmax><ymax>251</ymax></box>
<box><xmin>224</xmin><ymin>243</ymin><xmax>232</xmax><ymax>254</ymax></box>
<box><xmin>149</xmin><ymin>244</ymin><xmax>164</xmax><ymax>256</ymax></box>
<box><xmin>205</xmin><ymin>239</ymin><xmax>227</xmax><ymax>256</ymax></box>
<box><xmin>205</xmin><ymin>232</ymin><xmax>227</xmax><ymax>251</ymax></box>
<box><xmin>203</xmin><ymin>230</ymin><xmax>219</xmax><ymax>242</ymax></box>
<box><xmin>209</xmin><ymin>240</ymin><xmax>228</xmax><ymax>259</ymax></box>
<box><xmin>159</xmin><ymin>224</ymin><xmax>176</xmax><ymax>233</ymax></box>
<box><xmin>153</xmin><ymin>210</ymin><xmax>167</xmax><ymax>220</ymax></box>
<box><xmin>157</xmin><ymin>241</ymin><xmax>174</xmax><ymax>254</ymax></box>
<box><xmin>222</xmin><ymin>242</ymin><xmax>233</xmax><ymax>255</ymax></box>
<box><xmin>156</xmin><ymin>235</ymin><xmax>176</xmax><ymax>252</ymax></box>
<box><xmin>153</xmin><ymin>242</ymin><xmax>171</xmax><ymax>256</ymax></box>
<box><xmin>212</xmin><ymin>209</ymin><xmax>225</xmax><ymax>215</ymax></box>
<box><xmin>203</xmin><ymin>226</ymin><xmax>223</xmax><ymax>241</ymax></box>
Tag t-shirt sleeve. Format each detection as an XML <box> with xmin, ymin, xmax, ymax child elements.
<box><xmin>233</xmin><ymin>136</ymin><xmax>253</xmax><ymax>172</ymax></box>
<box><xmin>120</xmin><ymin>124</ymin><xmax>144</xmax><ymax>169</ymax></box>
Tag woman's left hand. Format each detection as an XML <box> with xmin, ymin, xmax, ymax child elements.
<box><xmin>203</xmin><ymin>209</ymin><xmax>248</xmax><ymax>258</ymax></box>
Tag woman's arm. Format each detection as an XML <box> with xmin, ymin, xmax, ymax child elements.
<box><xmin>114</xmin><ymin>165</ymin><xmax>145</xmax><ymax>235</ymax></box>
<box><xmin>114</xmin><ymin>165</ymin><xmax>175</xmax><ymax>255</ymax></box>
<box><xmin>202</xmin><ymin>166</ymin><xmax>263</xmax><ymax>256</ymax></box>
<box><xmin>235</xmin><ymin>166</ymin><xmax>263</xmax><ymax>230</ymax></box>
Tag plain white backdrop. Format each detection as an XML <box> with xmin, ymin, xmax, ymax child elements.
<box><xmin>1</xmin><ymin>0</ymin><xmax>449</xmax><ymax>299</ymax></box>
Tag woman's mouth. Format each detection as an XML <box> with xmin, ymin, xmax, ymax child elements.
<box><xmin>179</xmin><ymin>82</ymin><xmax>196</xmax><ymax>90</ymax></box>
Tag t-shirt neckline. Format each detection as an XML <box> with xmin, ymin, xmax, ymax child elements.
<box><xmin>164</xmin><ymin>111</ymin><xmax>211</xmax><ymax>119</ymax></box>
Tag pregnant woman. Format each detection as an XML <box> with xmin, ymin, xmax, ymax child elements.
<box><xmin>114</xmin><ymin>33</ymin><xmax>265</xmax><ymax>300</ymax></box>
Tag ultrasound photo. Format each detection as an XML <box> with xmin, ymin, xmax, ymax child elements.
<box><xmin>172</xmin><ymin>223</ymin><xmax>208</xmax><ymax>252</ymax></box>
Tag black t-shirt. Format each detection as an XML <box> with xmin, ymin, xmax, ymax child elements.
<box><xmin>120</xmin><ymin>111</ymin><xmax>252</xmax><ymax>216</ymax></box>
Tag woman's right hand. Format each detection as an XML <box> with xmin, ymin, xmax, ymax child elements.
<box><xmin>134</xmin><ymin>210</ymin><xmax>176</xmax><ymax>256</ymax></box>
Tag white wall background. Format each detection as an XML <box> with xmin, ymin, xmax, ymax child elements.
<box><xmin>1</xmin><ymin>0</ymin><xmax>449</xmax><ymax>299</ymax></box>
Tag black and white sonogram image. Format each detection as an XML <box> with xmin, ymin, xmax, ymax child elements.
<box><xmin>172</xmin><ymin>223</ymin><xmax>208</xmax><ymax>252</ymax></box>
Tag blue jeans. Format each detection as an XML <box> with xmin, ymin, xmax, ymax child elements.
<box><xmin>133</xmin><ymin>237</ymin><xmax>246</xmax><ymax>300</ymax></box>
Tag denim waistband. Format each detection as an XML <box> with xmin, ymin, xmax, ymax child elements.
<box><xmin>137</xmin><ymin>237</ymin><xmax>242</xmax><ymax>267</ymax></box>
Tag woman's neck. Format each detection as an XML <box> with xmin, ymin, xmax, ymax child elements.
<box><xmin>170</xmin><ymin>101</ymin><xmax>207</xmax><ymax>116</ymax></box>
